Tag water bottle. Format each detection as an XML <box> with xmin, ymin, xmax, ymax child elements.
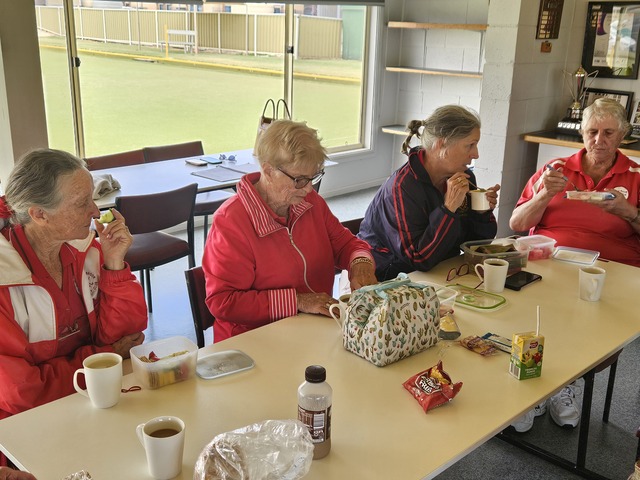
<box><xmin>298</xmin><ymin>365</ymin><xmax>332</xmax><ymax>459</ymax></box>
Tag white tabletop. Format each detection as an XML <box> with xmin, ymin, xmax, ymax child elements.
<box><xmin>94</xmin><ymin>152</ymin><xmax>253</xmax><ymax>210</ymax></box>
<box><xmin>0</xmin><ymin>256</ymin><xmax>638</xmax><ymax>479</ymax></box>
<box><xmin>94</xmin><ymin>150</ymin><xmax>338</xmax><ymax>210</ymax></box>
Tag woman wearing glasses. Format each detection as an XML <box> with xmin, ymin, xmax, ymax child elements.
<box><xmin>359</xmin><ymin>105</ymin><xmax>500</xmax><ymax>281</ymax></box>
<box><xmin>202</xmin><ymin>120</ymin><xmax>377</xmax><ymax>342</ymax></box>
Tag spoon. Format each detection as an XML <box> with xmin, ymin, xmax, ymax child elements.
<box><xmin>545</xmin><ymin>164</ymin><xmax>580</xmax><ymax>191</ymax></box>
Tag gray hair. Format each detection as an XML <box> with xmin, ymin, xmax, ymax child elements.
<box><xmin>402</xmin><ymin>105</ymin><xmax>481</xmax><ymax>155</ymax></box>
<box><xmin>5</xmin><ymin>149</ymin><xmax>86</xmax><ymax>225</ymax></box>
<box><xmin>581</xmin><ymin>98</ymin><xmax>631</xmax><ymax>136</ymax></box>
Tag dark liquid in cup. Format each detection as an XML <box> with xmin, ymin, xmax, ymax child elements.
<box><xmin>149</xmin><ymin>428</ymin><xmax>179</xmax><ymax>438</ymax></box>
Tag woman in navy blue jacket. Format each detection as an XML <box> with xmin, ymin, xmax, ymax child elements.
<box><xmin>359</xmin><ymin>105</ymin><xmax>500</xmax><ymax>280</ymax></box>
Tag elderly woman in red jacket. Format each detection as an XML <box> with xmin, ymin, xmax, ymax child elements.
<box><xmin>203</xmin><ymin>120</ymin><xmax>377</xmax><ymax>342</ymax></box>
<box><xmin>0</xmin><ymin>149</ymin><xmax>147</xmax><ymax>425</ymax></box>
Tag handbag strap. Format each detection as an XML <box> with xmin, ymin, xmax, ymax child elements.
<box><xmin>276</xmin><ymin>99</ymin><xmax>291</xmax><ymax>120</ymax></box>
<box><xmin>261</xmin><ymin>98</ymin><xmax>276</xmax><ymax>117</ymax></box>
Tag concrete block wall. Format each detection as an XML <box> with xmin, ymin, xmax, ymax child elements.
<box><xmin>386</xmin><ymin>0</ymin><xmax>488</xmax><ymax>171</ymax></box>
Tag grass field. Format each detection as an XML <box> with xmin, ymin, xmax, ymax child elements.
<box><xmin>39</xmin><ymin>38</ymin><xmax>364</xmax><ymax>157</ymax></box>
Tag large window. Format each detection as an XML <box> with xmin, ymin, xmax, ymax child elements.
<box><xmin>35</xmin><ymin>1</ymin><xmax>372</xmax><ymax>157</ymax></box>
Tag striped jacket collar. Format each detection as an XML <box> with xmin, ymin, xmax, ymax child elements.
<box><xmin>236</xmin><ymin>172</ymin><xmax>313</xmax><ymax>237</ymax></box>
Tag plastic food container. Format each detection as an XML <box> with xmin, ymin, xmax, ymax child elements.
<box><xmin>460</xmin><ymin>238</ymin><xmax>529</xmax><ymax>275</ymax></box>
<box><xmin>515</xmin><ymin>235</ymin><xmax>556</xmax><ymax>260</ymax></box>
<box><xmin>417</xmin><ymin>282</ymin><xmax>457</xmax><ymax>315</ymax></box>
<box><xmin>130</xmin><ymin>336</ymin><xmax>198</xmax><ymax>389</ymax></box>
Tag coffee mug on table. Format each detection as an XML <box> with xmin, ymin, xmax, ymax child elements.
<box><xmin>474</xmin><ymin>258</ymin><xmax>509</xmax><ymax>293</ymax></box>
<box><xmin>73</xmin><ymin>352</ymin><xmax>123</xmax><ymax>409</ymax></box>
<box><xmin>579</xmin><ymin>266</ymin><xmax>606</xmax><ymax>301</ymax></box>
<box><xmin>137</xmin><ymin>416</ymin><xmax>186</xmax><ymax>480</ymax></box>
<box><xmin>329</xmin><ymin>293</ymin><xmax>351</xmax><ymax>325</ymax></box>
<box><xmin>469</xmin><ymin>190</ymin><xmax>490</xmax><ymax>212</ymax></box>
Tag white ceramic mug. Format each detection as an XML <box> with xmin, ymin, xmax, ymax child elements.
<box><xmin>329</xmin><ymin>294</ymin><xmax>351</xmax><ymax>325</ymax></box>
<box><xmin>474</xmin><ymin>258</ymin><xmax>509</xmax><ymax>293</ymax></box>
<box><xmin>137</xmin><ymin>416</ymin><xmax>186</xmax><ymax>480</ymax></box>
<box><xmin>579</xmin><ymin>266</ymin><xmax>606</xmax><ymax>301</ymax></box>
<box><xmin>73</xmin><ymin>352</ymin><xmax>122</xmax><ymax>409</ymax></box>
<box><xmin>469</xmin><ymin>190</ymin><xmax>490</xmax><ymax>212</ymax></box>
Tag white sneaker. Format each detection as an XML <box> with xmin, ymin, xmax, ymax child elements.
<box><xmin>534</xmin><ymin>399</ymin><xmax>548</xmax><ymax>417</ymax></box>
<box><xmin>511</xmin><ymin>409</ymin><xmax>535</xmax><ymax>433</ymax></box>
<box><xmin>550</xmin><ymin>378</ymin><xmax>585</xmax><ymax>428</ymax></box>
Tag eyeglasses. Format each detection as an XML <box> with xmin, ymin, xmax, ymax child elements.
<box><xmin>218</xmin><ymin>154</ymin><xmax>236</xmax><ymax>163</ymax></box>
<box><xmin>277</xmin><ymin>167</ymin><xmax>325</xmax><ymax>189</ymax></box>
<box><xmin>446</xmin><ymin>263</ymin><xmax>470</xmax><ymax>282</ymax></box>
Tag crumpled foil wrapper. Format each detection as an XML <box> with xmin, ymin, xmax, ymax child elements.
<box><xmin>62</xmin><ymin>470</ymin><xmax>92</xmax><ymax>480</ymax></box>
<box><xmin>193</xmin><ymin>419</ymin><xmax>314</xmax><ymax>480</ymax></box>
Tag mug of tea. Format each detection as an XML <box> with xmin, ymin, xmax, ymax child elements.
<box><xmin>474</xmin><ymin>258</ymin><xmax>509</xmax><ymax>293</ymax></box>
<box><xmin>579</xmin><ymin>266</ymin><xmax>606</xmax><ymax>302</ymax></box>
<box><xmin>329</xmin><ymin>294</ymin><xmax>351</xmax><ymax>325</ymax></box>
<box><xmin>469</xmin><ymin>189</ymin><xmax>490</xmax><ymax>212</ymax></box>
<box><xmin>73</xmin><ymin>352</ymin><xmax>122</xmax><ymax>409</ymax></box>
<box><xmin>136</xmin><ymin>416</ymin><xmax>186</xmax><ymax>480</ymax></box>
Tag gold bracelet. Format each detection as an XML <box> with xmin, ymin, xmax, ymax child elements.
<box><xmin>350</xmin><ymin>257</ymin><xmax>373</xmax><ymax>267</ymax></box>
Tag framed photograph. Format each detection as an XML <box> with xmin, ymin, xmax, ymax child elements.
<box><xmin>582</xmin><ymin>2</ymin><xmax>640</xmax><ymax>79</ymax></box>
<box><xmin>584</xmin><ymin>87</ymin><xmax>634</xmax><ymax>120</ymax></box>
<box><xmin>631</xmin><ymin>100</ymin><xmax>640</xmax><ymax>137</ymax></box>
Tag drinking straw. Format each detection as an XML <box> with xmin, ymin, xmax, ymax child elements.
<box><xmin>536</xmin><ymin>305</ymin><xmax>541</xmax><ymax>336</ymax></box>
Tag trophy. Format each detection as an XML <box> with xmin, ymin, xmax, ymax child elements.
<box><xmin>557</xmin><ymin>66</ymin><xmax>598</xmax><ymax>134</ymax></box>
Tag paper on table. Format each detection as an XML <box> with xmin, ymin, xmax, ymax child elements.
<box><xmin>191</xmin><ymin>167</ymin><xmax>242</xmax><ymax>182</ymax></box>
<box><xmin>222</xmin><ymin>163</ymin><xmax>260</xmax><ymax>174</ymax></box>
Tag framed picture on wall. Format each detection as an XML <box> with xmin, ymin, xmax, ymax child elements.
<box><xmin>584</xmin><ymin>87</ymin><xmax>634</xmax><ymax>120</ymax></box>
<box><xmin>582</xmin><ymin>2</ymin><xmax>640</xmax><ymax>79</ymax></box>
<box><xmin>631</xmin><ymin>101</ymin><xmax>640</xmax><ymax>137</ymax></box>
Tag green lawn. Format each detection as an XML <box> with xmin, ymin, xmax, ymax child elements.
<box><xmin>39</xmin><ymin>41</ymin><xmax>364</xmax><ymax>157</ymax></box>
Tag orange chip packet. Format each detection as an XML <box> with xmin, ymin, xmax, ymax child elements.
<box><xmin>403</xmin><ymin>361</ymin><xmax>463</xmax><ymax>413</ymax></box>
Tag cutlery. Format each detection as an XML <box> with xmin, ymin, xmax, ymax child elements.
<box><xmin>545</xmin><ymin>164</ymin><xmax>580</xmax><ymax>191</ymax></box>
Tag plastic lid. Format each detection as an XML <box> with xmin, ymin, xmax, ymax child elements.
<box><xmin>446</xmin><ymin>284</ymin><xmax>507</xmax><ymax>312</ymax></box>
<box><xmin>305</xmin><ymin>365</ymin><xmax>326</xmax><ymax>383</ymax></box>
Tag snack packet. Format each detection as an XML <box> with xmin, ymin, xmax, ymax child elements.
<box><xmin>402</xmin><ymin>361</ymin><xmax>463</xmax><ymax>413</ymax></box>
<box><xmin>459</xmin><ymin>335</ymin><xmax>497</xmax><ymax>356</ymax></box>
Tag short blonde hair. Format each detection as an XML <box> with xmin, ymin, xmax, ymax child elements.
<box><xmin>254</xmin><ymin>120</ymin><xmax>326</xmax><ymax>171</ymax></box>
<box><xmin>581</xmin><ymin>97</ymin><xmax>631</xmax><ymax>136</ymax></box>
<box><xmin>5</xmin><ymin>149</ymin><xmax>86</xmax><ymax>225</ymax></box>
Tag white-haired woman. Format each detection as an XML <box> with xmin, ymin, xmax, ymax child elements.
<box><xmin>510</xmin><ymin>97</ymin><xmax>640</xmax><ymax>266</ymax></box>
<box><xmin>0</xmin><ymin>149</ymin><xmax>146</xmax><ymax>426</ymax></box>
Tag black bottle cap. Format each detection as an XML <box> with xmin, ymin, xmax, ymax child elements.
<box><xmin>305</xmin><ymin>365</ymin><xmax>326</xmax><ymax>383</ymax></box>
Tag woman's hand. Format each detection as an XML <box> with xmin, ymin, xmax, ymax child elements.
<box><xmin>589</xmin><ymin>189</ymin><xmax>638</xmax><ymax>220</ymax></box>
<box><xmin>111</xmin><ymin>332</ymin><xmax>145</xmax><ymax>359</ymax></box>
<box><xmin>540</xmin><ymin>166</ymin><xmax>568</xmax><ymax>199</ymax></box>
<box><xmin>296</xmin><ymin>292</ymin><xmax>337</xmax><ymax>317</ymax></box>
<box><xmin>349</xmin><ymin>261</ymin><xmax>377</xmax><ymax>291</ymax></box>
<box><xmin>94</xmin><ymin>209</ymin><xmax>132</xmax><ymax>271</ymax></box>
<box><xmin>0</xmin><ymin>467</ymin><xmax>37</xmax><ymax>480</ymax></box>
<box><xmin>444</xmin><ymin>173</ymin><xmax>470</xmax><ymax>212</ymax></box>
<box><xmin>485</xmin><ymin>184</ymin><xmax>500</xmax><ymax>210</ymax></box>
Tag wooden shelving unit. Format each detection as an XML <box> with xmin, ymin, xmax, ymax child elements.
<box><xmin>381</xmin><ymin>124</ymin><xmax>408</xmax><ymax>136</ymax></box>
<box><xmin>382</xmin><ymin>21</ymin><xmax>487</xmax><ymax>137</ymax></box>
<box><xmin>385</xmin><ymin>66</ymin><xmax>482</xmax><ymax>78</ymax></box>
<box><xmin>388</xmin><ymin>21</ymin><xmax>487</xmax><ymax>31</ymax></box>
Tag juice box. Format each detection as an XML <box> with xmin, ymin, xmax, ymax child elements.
<box><xmin>509</xmin><ymin>332</ymin><xmax>544</xmax><ymax>380</ymax></box>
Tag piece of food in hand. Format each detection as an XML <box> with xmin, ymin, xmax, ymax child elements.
<box><xmin>402</xmin><ymin>361</ymin><xmax>463</xmax><ymax>413</ymax></box>
<box><xmin>97</xmin><ymin>210</ymin><xmax>115</xmax><ymax>224</ymax></box>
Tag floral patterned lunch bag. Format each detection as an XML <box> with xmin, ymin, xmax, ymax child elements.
<box><xmin>342</xmin><ymin>274</ymin><xmax>440</xmax><ymax>367</ymax></box>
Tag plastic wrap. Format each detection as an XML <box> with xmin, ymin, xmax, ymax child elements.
<box><xmin>193</xmin><ymin>419</ymin><xmax>314</xmax><ymax>480</ymax></box>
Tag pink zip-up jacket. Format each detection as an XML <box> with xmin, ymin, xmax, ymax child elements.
<box><xmin>202</xmin><ymin>172</ymin><xmax>372</xmax><ymax>343</ymax></box>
